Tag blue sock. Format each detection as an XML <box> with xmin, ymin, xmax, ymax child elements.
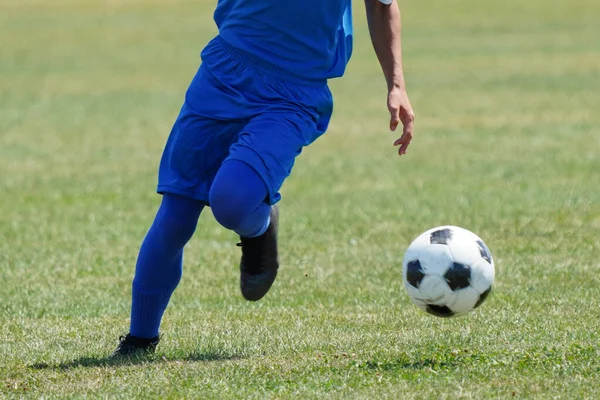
<box><xmin>209</xmin><ymin>160</ymin><xmax>271</xmax><ymax>238</ymax></box>
<box><xmin>130</xmin><ymin>194</ymin><xmax>204</xmax><ymax>339</ymax></box>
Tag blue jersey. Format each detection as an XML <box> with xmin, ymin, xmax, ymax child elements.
<box><xmin>213</xmin><ymin>0</ymin><xmax>353</xmax><ymax>81</ymax></box>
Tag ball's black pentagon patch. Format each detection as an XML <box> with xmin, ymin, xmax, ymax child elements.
<box><xmin>444</xmin><ymin>263</ymin><xmax>471</xmax><ymax>290</ymax></box>
<box><xmin>474</xmin><ymin>287</ymin><xmax>492</xmax><ymax>309</ymax></box>
<box><xmin>406</xmin><ymin>260</ymin><xmax>425</xmax><ymax>288</ymax></box>
<box><xmin>476</xmin><ymin>240</ymin><xmax>493</xmax><ymax>264</ymax></box>
<box><xmin>430</xmin><ymin>228</ymin><xmax>453</xmax><ymax>245</ymax></box>
<box><xmin>426</xmin><ymin>304</ymin><xmax>455</xmax><ymax>318</ymax></box>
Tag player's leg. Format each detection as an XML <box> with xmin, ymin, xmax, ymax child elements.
<box><xmin>112</xmin><ymin>193</ymin><xmax>204</xmax><ymax>356</ymax></box>
<box><xmin>214</xmin><ymin>105</ymin><xmax>331</xmax><ymax>302</ymax></box>
<box><xmin>113</xmin><ymin>101</ymin><xmax>243</xmax><ymax>356</ymax></box>
<box><xmin>209</xmin><ymin>159</ymin><xmax>279</xmax><ymax>301</ymax></box>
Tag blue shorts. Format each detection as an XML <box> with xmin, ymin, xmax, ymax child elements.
<box><xmin>157</xmin><ymin>37</ymin><xmax>334</xmax><ymax>205</ymax></box>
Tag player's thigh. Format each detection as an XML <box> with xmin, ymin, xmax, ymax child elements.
<box><xmin>158</xmin><ymin>105</ymin><xmax>246</xmax><ymax>200</ymax></box>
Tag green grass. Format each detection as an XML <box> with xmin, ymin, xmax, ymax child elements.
<box><xmin>1</xmin><ymin>0</ymin><xmax>599</xmax><ymax>398</ymax></box>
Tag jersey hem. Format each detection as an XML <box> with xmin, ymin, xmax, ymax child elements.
<box><xmin>214</xmin><ymin>36</ymin><xmax>329</xmax><ymax>87</ymax></box>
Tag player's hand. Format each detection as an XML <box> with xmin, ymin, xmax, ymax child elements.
<box><xmin>387</xmin><ymin>86</ymin><xmax>415</xmax><ymax>156</ymax></box>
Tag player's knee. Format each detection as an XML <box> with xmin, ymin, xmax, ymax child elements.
<box><xmin>210</xmin><ymin>160</ymin><xmax>269</xmax><ymax>234</ymax></box>
<box><xmin>209</xmin><ymin>190</ymin><xmax>252</xmax><ymax>232</ymax></box>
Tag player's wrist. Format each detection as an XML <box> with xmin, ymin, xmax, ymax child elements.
<box><xmin>388</xmin><ymin>81</ymin><xmax>406</xmax><ymax>93</ymax></box>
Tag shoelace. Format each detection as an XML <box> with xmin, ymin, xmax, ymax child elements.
<box><xmin>114</xmin><ymin>335</ymin><xmax>128</xmax><ymax>352</ymax></box>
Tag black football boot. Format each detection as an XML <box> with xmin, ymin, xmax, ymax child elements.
<box><xmin>111</xmin><ymin>334</ymin><xmax>160</xmax><ymax>358</ymax></box>
<box><xmin>237</xmin><ymin>205</ymin><xmax>279</xmax><ymax>301</ymax></box>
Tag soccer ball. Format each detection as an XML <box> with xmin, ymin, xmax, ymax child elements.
<box><xmin>402</xmin><ymin>226</ymin><xmax>495</xmax><ymax>318</ymax></box>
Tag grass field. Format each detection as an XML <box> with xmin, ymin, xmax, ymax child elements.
<box><xmin>1</xmin><ymin>0</ymin><xmax>599</xmax><ymax>398</ymax></box>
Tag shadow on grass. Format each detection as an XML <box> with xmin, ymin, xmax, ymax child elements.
<box><xmin>29</xmin><ymin>351</ymin><xmax>241</xmax><ymax>370</ymax></box>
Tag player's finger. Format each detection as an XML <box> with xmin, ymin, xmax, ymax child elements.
<box><xmin>394</xmin><ymin>139</ymin><xmax>409</xmax><ymax>155</ymax></box>
<box><xmin>398</xmin><ymin>141</ymin><xmax>410</xmax><ymax>155</ymax></box>
<box><xmin>394</xmin><ymin>131</ymin><xmax>413</xmax><ymax>155</ymax></box>
<box><xmin>402</xmin><ymin>114</ymin><xmax>414</xmax><ymax>137</ymax></box>
<box><xmin>393</xmin><ymin>135</ymin><xmax>407</xmax><ymax>147</ymax></box>
<box><xmin>393</xmin><ymin>130</ymin><xmax>412</xmax><ymax>146</ymax></box>
<box><xmin>389</xmin><ymin>107</ymin><xmax>400</xmax><ymax>132</ymax></box>
<box><xmin>397</xmin><ymin>113</ymin><xmax>414</xmax><ymax>155</ymax></box>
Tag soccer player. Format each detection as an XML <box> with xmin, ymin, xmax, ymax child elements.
<box><xmin>112</xmin><ymin>0</ymin><xmax>415</xmax><ymax>356</ymax></box>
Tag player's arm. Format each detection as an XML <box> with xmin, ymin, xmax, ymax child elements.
<box><xmin>364</xmin><ymin>0</ymin><xmax>415</xmax><ymax>156</ymax></box>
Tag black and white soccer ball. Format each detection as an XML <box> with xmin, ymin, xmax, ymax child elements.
<box><xmin>402</xmin><ymin>226</ymin><xmax>495</xmax><ymax>318</ymax></box>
